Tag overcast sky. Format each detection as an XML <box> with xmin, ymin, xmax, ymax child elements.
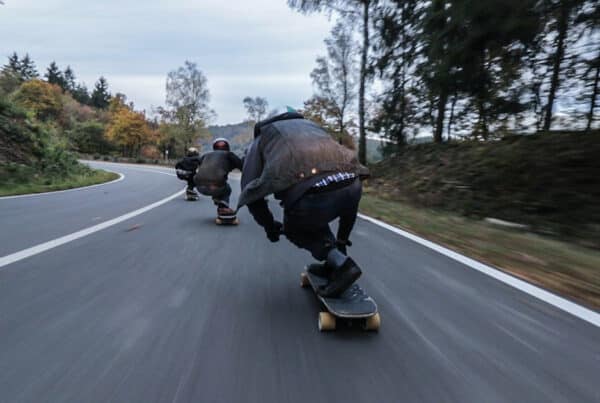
<box><xmin>1</xmin><ymin>0</ymin><xmax>333</xmax><ymax>124</ymax></box>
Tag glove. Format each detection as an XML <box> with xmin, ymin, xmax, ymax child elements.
<box><xmin>266</xmin><ymin>221</ymin><xmax>283</xmax><ymax>243</ymax></box>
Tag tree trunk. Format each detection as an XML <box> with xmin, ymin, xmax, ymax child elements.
<box><xmin>447</xmin><ymin>92</ymin><xmax>457</xmax><ymax>140</ymax></box>
<box><xmin>543</xmin><ymin>5</ymin><xmax>570</xmax><ymax>132</ymax></box>
<box><xmin>358</xmin><ymin>0</ymin><xmax>369</xmax><ymax>164</ymax></box>
<box><xmin>434</xmin><ymin>91</ymin><xmax>447</xmax><ymax>143</ymax></box>
<box><xmin>586</xmin><ymin>57</ymin><xmax>599</xmax><ymax>132</ymax></box>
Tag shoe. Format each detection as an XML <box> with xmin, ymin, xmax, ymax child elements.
<box><xmin>317</xmin><ymin>258</ymin><xmax>361</xmax><ymax>298</ymax></box>
<box><xmin>307</xmin><ymin>263</ymin><xmax>333</xmax><ymax>279</ymax></box>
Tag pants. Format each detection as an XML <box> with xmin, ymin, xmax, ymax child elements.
<box><xmin>284</xmin><ymin>179</ymin><xmax>361</xmax><ymax>261</ymax></box>
<box><xmin>186</xmin><ymin>176</ymin><xmax>195</xmax><ymax>191</ymax></box>
<box><xmin>196</xmin><ymin>183</ymin><xmax>232</xmax><ymax>205</ymax></box>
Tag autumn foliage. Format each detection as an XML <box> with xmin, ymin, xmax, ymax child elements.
<box><xmin>12</xmin><ymin>79</ymin><xmax>64</xmax><ymax>121</ymax></box>
<box><xmin>105</xmin><ymin>97</ymin><xmax>157</xmax><ymax>157</ymax></box>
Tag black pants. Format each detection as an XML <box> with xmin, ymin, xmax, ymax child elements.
<box><xmin>284</xmin><ymin>179</ymin><xmax>361</xmax><ymax>261</ymax></box>
<box><xmin>186</xmin><ymin>177</ymin><xmax>195</xmax><ymax>191</ymax></box>
<box><xmin>196</xmin><ymin>183</ymin><xmax>232</xmax><ymax>205</ymax></box>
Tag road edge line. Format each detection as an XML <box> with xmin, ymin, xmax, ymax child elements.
<box><xmin>0</xmin><ymin>187</ymin><xmax>185</xmax><ymax>270</ymax></box>
<box><xmin>357</xmin><ymin>213</ymin><xmax>600</xmax><ymax>328</ymax></box>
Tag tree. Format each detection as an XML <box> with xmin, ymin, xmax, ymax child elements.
<box><xmin>63</xmin><ymin>66</ymin><xmax>76</xmax><ymax>92</ymax></box>
<box><xmin>91</xmin><ymin>76</ymin><xmax>111</xmax><ymax>109</ymax></box>
<box><xmin>72</xmin><ymin>83</ymin><xmax>90</xmax><ymax>105</ymax></box>
<box><xmin>19</xmin><ymin>53</ymin><xmax>38</xmax><ymax>80</ymax></box>
<box><xmin>538</xmin><ymin>0</ymin><xmax>586</xmax><ymax>131</ymax></box>
<box><xmin>371</xmin><ymin>0</ymin><xmax>421</xmax><ymax>147</ymax></box>
<box><xmin>163</xmin><ymin>61</ymin><xmax>214</xmax><ymax>153</ymax></box>
<box><xmin>301</xmin><ymin>95</ymin><xmax>355</xmax><ymax>148</ymax></box>
<box><xmin>311</xmin><ymin>21</ymin><xmax>357</xmax><ymax>139</ymax></box>
<box><xmin>45</xmin><ymin>62</ymin><xmax>66</xmax><ymax>88</ymax></box>
<box><xmin>12</xmin><ymin>79</ymin><xmax>64</xmax><ymax>121</ymax></box>
<box><xmin>243</xmin><ymin>96</ymin><xmax>269</xmax><ymax>122</ymax></box>
<box><xmin>288</xmin><ymin>0</ymin><xmax>376</xmax><ymax>164</ymax></box>
<box><xmin>4</xmin><ymin>52</ymin><xmax>21</xmax><ymax>75</ymax></box>
<box><xmin>106</xmin><ymin>96</ymin><xmax>156</xmax><ymax>157</ymax></box>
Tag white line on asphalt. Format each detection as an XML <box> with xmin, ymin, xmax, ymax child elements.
<box><xmin>357</xmin><ymin>213</ymin><xmax>600</xmax><ymax>328</ymax></box>
<box><xmin>0</xmin><ymin>170</ymin><xmax>124</xmax><ymax>200</ymax></box>
<box><xmin>0</xmin><ymin>187</ymin><xmax>185</xmax><ymax>270</ymax></box>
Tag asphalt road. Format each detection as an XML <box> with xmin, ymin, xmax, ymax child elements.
<box><xmin>0</xmin><ymin>161</ymin><xmax>598</xmax><ymax>403</ymax></box>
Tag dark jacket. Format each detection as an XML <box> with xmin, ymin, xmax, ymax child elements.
<box><xmin>194</xmin><ymin>150</ymin><xmax>242</xmax><ymax>186</ymax></box>
<box><xmin>239</xmin><ymin>114</ymin><xmax>369</xmax><ymax>229</ymax></box>
<box><xmin>175</xmin><ymin>156</ymin><xmax>201</xmax><ymax>179</ymax></box>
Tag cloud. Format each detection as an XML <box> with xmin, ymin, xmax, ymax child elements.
<box><xmin>0</xmin><ymin>0</ymin><xmax>332</xmax><ymax>124</ymax></box>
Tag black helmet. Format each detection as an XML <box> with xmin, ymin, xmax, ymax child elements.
<box><xmin>212</xmin><ymin>138</ymin><xmax>230</xmax><ymax>151</ymax></box>
<box><xmin>186</xmin><ymin>147</ymin><xmax>199</xmax><ymax>157</ymax></box>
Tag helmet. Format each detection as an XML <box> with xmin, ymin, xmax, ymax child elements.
<box><xmin>212</xmin><ymin>137</ymin><xmax>230</xmax><ymax>151</ymax></box>
<box><xmin>186</xmin><ymin>147</ymin><xmax>199</xmax><ymax>157</ymax></box>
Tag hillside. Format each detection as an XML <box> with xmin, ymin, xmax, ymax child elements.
<box><xmin>367</xmin><ymin>131</ymin><xmax>600</xmax><ymax>248</ymax></box>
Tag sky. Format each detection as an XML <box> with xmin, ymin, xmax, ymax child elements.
<box><xmin>0</xmin><ymin>0</ymin><xmax>333</xmax><ymax>125</ymax></box>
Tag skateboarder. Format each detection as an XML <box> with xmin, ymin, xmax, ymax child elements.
<box><xmin>194</xmin><ymin>138</ymin><xmax>242</xmax><ymax>219</ymax></box>
<box><xmin>238</xmin><ymin>112</ymin><xmax>369</xmax><ymax>297</ymax></box>
<box><xmin>175</xmin><ymin>147</ymin><xmax>201</xmax><ymax>200</ymax></box>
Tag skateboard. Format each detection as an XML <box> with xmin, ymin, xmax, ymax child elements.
<box><xmin>215</xmin><ymin>211</ymin><xmax>239</xmax><ymax>225</ymax></box>
<box><xmin>185</xmin><ymin>190</ymin><xmax>199</xmax><ymax>201</ymax></box>
<box><xmin>301</xmin><ymin>268</ymin><xmax>380</xmax><ymax>332</ymax></box>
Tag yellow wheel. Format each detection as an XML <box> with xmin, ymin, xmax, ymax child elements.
<box><xmin>300</xmin><ymin>272</ymin><xmax>310</xmax><ymax>288</ymax></box>
<box><xmin>364</xmin><ymin>313</ymin><xmax>381</xmax><ymax>331</ymax></box>
<box><xmin>318</xmin><ymin>312</ymin><xmax>336</xmax><ymax>331</ymax></box>
<box><xmin>215</xmin><ymin>218</ymin><xmax>222</xmax><ymax>225</ymax></box>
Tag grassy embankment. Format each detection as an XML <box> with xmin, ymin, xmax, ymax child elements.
<box><xmin>361</xmin><ymin>132</ymin><xmax>600</xmax><ymax>309</ymax></box>
<box><xmin>0</xmin><ymin>164</ymin><xmax>118</xmax><ymax>196</ymax></box>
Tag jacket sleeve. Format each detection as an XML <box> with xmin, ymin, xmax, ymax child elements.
<box><xmin>241</xmin><ymin>138</ymin><xmax>275</xmax><ymax>229</ymax></box>
<box><xmin>228</xmin><ymin>152</ymin><xmax>243</xmax><ymax>171</ymax></box>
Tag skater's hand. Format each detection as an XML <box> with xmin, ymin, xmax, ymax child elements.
<box><xmin>266</xmin><ymin>221</ymin><xmax>283</xmax><ymax>242</ymax></box>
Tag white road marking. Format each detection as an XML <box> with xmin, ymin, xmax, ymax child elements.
<box><xmin>357</xmin><ymin>213</ymin><xmax>600</xmax><ymax>328</ymax></box>
<box><xmin>0</xmin><ymin>187</ymin><xmax>185</xmax><ymax>270</ymax></box>
<box><xmin>0</xmin><ymin>164</ymin><xmax>183</xmax><ymax>269</ymax></box>
<box><xmin>0</xmin><ymin>170</ymin><xmax>124</xmax><ymax>200</ymax></box>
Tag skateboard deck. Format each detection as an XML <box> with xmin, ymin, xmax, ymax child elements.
<box><xmin>301</xmin><ymin>268</ymin><xmax>380</xmax><ymax>331</ymax></box>
<box><xmin>215</xmin><ymin>216</ymin><xmax>239</xmax><ymax>225</ymax></box>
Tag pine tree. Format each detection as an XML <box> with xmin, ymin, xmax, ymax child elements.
<box><xmin>19</xmin><ymin>53</ymin><xmax>38</xmax><ymax>80</ymax></box>
<box><xmin>45</xmin><ymin>61</ymin><xmax>65</xmax><ymax>88</ymax></box>
<box><xmin>91</xmin><ymin>76</ymin><xmax>111</xmax><ymax>109</ymax></box>
<box><xmin>72</xmin><ymin>83</ymin><xmax>91</xmax><ymax>105</ymax></box>
<box><xmin>63</xmin><ymin>66</ymin><xmax>76</xmax><ymax>92</ymax></box>
<box><xmin>4</xmin><ymin>52</ymin><xmax>21</xmax><ymax>74</ymax></box>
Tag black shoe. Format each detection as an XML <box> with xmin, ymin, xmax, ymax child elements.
<box><xmin>317</xmin><ymin>258</ymin><xmax>362</xmax><ymax>298</ymax></box>
<box><xmin>307</xmin><ymin>263</ymin><xmax>333</xmax><ymax>279</ymax></box>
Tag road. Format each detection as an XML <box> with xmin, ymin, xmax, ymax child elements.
<box><xmin>0</xmin><ymin>161</ymin><xmax>598</xmax><ymax>403</ymax></box>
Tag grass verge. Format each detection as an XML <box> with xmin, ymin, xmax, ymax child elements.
<box><xmin>360</xmin><ymin>191</ymin><xmax>600</xmax><ymax>310</ymax></box>
<box><xmin>0</xmin><ymin>168</ymin><xmax>119</xmax><ymax>196</ymax></box>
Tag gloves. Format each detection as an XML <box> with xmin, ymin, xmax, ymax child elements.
<box><xmin>266</xmin><ymin>221</ymin><xmax>283</xmax><ymax>243</ymax></box>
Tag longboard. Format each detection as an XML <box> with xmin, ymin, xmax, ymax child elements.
<box><xmin>301</xmin><ymin>268</ymin><xmax>380</xmax><ymax>332</ymax></box>
<box><xmin>215</xmin><ymin>213</ymin><xmax>239</xmax><ymax>225</ymax></box>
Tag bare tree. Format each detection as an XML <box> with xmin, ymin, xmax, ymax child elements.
<box><xmin>310</xmin><ymin>21</ymin><xmax>357</xmax><ymax>138</ymax></box>
<box><xmin>243</xmin><ymin>96</ymin><xmax>269</xmax><ymax>122</ymax></box>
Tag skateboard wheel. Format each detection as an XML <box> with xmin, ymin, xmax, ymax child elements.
<box><xmin>364</xmin><ymin>313</ymin><xmax>381</xmax><ymax>331</ymax></box>
<box><xmin>318</xmin><ymin>312</ymin><xmax>336</xmax><ymax>331</ymax></box>
<box><xmin>300</xmin><ymin>272</ymin><xmax>310</xmax><ymax>288</ymax></box>
<box><xmin>215</xmin><ymin>218</ymin><xmax>222</xmax><ymax>225</ymax></box>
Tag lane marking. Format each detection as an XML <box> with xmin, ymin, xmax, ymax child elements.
<box><xmin>0</xmin><ymin>169</ymin><xmax>124</xmax><ymax>200</ymax></box>
<box><xmin>0</xmin><ymin>187</ymin><xmax>185</xmax><ymax>270</ymax></box>
<box><xmin>357</xmin><ymin>213</ymin><xmax>600</xmax><ymax>327</ymax></box>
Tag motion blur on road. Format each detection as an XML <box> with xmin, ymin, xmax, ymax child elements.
<box><xmin>0</xmin><ymin>162</ymin><xmax>598</xmax><ymax>403</ymax></box>
<box><xmin>2</xmin><ymin>0</ymin><xmax>600</xmax><ymax>401</ymax></box>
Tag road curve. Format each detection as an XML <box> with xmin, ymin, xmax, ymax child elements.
<box><xmin>0</xmin><ymin>161</ymin><xmax>598</xmax><ymax>403</ymax></box>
